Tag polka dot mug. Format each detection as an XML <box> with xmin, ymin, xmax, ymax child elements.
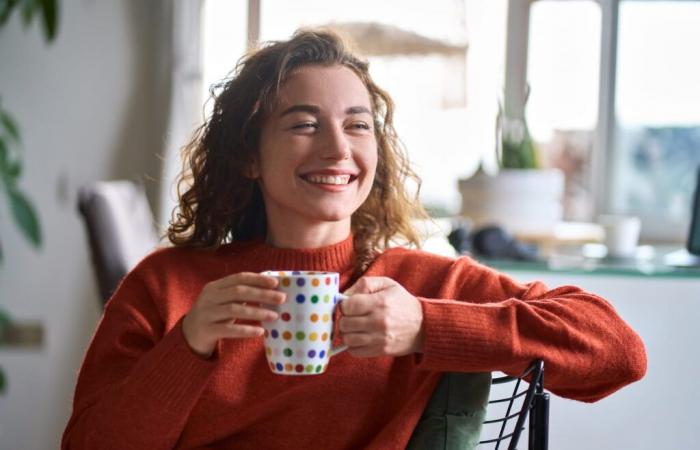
<box><xmin>260</xmin><ymin>271</ymin><xmax>348</xmax><ymax>375</ymax></box>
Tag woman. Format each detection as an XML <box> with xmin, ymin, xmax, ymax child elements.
<box><xmin>62</xmin><ymin>29</ymin><xmax>646</xmax><ymax>449</ymax></box>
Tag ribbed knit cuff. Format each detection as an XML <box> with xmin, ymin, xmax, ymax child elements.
<box><xmin>128</xmin><ymin>318</ymin><xmax>217</xmax><ymax>413</ymax></box>
<box><xmin>416</xmin><ymin>298</ymin><xmax>511</xmax><ymax>373</ymax></box>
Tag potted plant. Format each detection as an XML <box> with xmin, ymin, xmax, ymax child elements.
<box><xmin>458</xmin><ymin>90</ymin><xmax>564</xmax><ymax>236</ymax></box>
<box><xmin>0</xmin><ymin>0</ymin><xmax>58</xmax><ymax>395</ymax></box>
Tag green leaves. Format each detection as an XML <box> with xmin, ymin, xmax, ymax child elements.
<box><xmin>0</xmin><ymin>104</ymin><xmax>42</xmax><ymax>256</ymax></box>
<box><xmin>6</xmin><ymin>185</ymin><xmax>41</xmax><ymax>246</ymax></box>
<box><xmin>0</xmin><ymin>0</ymin><xmax>58</xmax><ymax>42</ymax></box>
<box><xmin>0</xmin><ymin>108</ymin><xmax>22</xmax><ymax>178</ymax></box>
<box><xmin>0</xmin><ymin>0</ymin><xmax>54</xmax><ymax>396</ymax></box>
<box><xmin>0</xmin><ymin>308</ymin><xmax>11</xmax><ymax>394</ymax></box>
<box><xmin>0</xmin><ymin>0</ymin><xmax>18</xmax><ymax>23</ymax></box>
<box><xmin>0</xmin><ymin>0</ymin><xmax>57</xmax><ymax>395</ymax></box>
<box><xmin>0</xmin><ymin>109</ymin><xmax>19</xmax><ymax>142</ymax></box>
<box><xmin>0</xmin><ymin>307</ymin><xmax>12</xmax><ymax>341</ymax></box>
<box><xmin>501</xmin><ymin>126</ymin><xmax>538</xmax><ymax>170</ymax></box>
<box><xmin>496</xmin><ymin>84</ymin><xmax>539</xmax><ymax>170</ymax></box>
<box><xmin>39</xmin><ymin>0</ymin><xmax>57</xmax><ymax>41</ymax></box>
<box><xmin>0</xmin><ymin>140</ymin><xmax>22</xmax><ymax>178</ymax></box>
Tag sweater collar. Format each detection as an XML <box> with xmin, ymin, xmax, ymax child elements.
<box><xmin>231</xmin><ymin>234</ymin><xmax>355</xmax><ymax>273</ymax></box>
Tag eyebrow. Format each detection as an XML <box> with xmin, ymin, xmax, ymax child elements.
<box><xmin>345</xmin><ymin>106</ymin><xmax>372</xmax><ymax>115</ymax></box>
<box><xmin>278</xmin><ymin>104</ymin><xmax>372</xmax><ymax>117</ymax></box>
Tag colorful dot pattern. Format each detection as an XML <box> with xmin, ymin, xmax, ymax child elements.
<box><xmin>260</xmin><ymin>271</ymin><xmax>342</xmax><ymax>375</ymax></box>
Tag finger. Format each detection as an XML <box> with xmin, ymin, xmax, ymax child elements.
<box><xmin>215</xmin><ymin>272</ymin><xmax>280</xmax><ymax>290</ymax></box>
<box><xmin>343</xmin><ymin>276</ymin><xmax>396</xmax><ymax>296</ymax></box>
<box><xmin>340</xmin><ymin>294</ymin><xmax>376</xmax><ymax>316</ymax></box>
<box><xmin>214</xmin><ymin>322</ymin><xmax>266</xmax><ymax>339</ymax></box>
<box><xmin>215</xmin><ymin>285</ymin><xmax>286</xmax><ymax>306</ymax></box>
<box><xmin>338</xmin><ymin>316</ymin><xmax>373</xmax><ymax>333</ymax></box>
<box><xmin>210</xmin><ymin>303</ymin><xmax>279</xmax><ymax>323</ymax></box>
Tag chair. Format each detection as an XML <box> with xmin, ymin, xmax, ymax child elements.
<box><xmin>478</xmin><ymin>359</ymin><xmax>549</xmax><ymax>450</ymax></box>
<box><xmin>407</xmin><ymin>359</ymin><xmax>549</xmax><ymax>450</ymax></box>
<box><xmin>77</xmin><ymin>180</ymin><xmax>161</xmax><ymax>306</ymax></box>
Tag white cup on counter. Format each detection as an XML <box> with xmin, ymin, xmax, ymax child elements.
<box><xmin>598</xmin><ymin>215</ymin><xmax>642</xmax><ymax>259</ymax></box>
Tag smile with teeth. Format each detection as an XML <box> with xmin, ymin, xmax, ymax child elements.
<box><xmin>302</xmin><ymin>174</ymin><xmax>354</xmax><ymax>185</ymax></box>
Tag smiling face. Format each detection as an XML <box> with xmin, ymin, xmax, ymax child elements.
<box><xmin>253</xmin><ymin>64</ymin><xmax>378</xmax><ymax>245</ymax></box>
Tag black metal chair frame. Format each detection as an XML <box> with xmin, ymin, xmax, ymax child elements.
<box><xmin>478</xmin><ymin>359</ymin><xmax>550</xmax><ymax>450</ymax></box>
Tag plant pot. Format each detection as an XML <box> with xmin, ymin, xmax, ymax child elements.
<box><xmin>458</xmin><ymin>169</ymin><xmax>565</xmax><ymax>235</ymax></box>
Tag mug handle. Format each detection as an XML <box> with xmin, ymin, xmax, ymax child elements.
<box><xmin>330</xmin><ymin>294</ymin><xmax>349</xmax><ymax>356</ymax></box>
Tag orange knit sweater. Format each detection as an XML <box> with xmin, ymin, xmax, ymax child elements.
<box><xmin>62</xmin><ymin>235</ymin><xmax>646</xmax><ymax>450</ymax></box>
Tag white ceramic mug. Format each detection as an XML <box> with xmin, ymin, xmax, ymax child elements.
<box><xmin>598</xmin><ymin>215</ymin><xmax>642</xmax><ymax>259</ymax></box>
<box><xmin>260</xmin><ymin>270</ymin><xmax>347</xmax><ymax>375</ymax></box>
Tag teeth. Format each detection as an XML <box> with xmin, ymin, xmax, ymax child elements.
<box><xmin>304</xmin><ymin>174</ymin><xmax>351</xmax><ymax>185</ymax></box>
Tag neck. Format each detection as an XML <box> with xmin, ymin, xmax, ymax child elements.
<box><xmin>265</xmin><ymin>218</ymin><xmax>351</xmax><ymax>249</ymax></box>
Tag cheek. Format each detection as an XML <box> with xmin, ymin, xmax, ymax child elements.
<box><xmin>364</xmin><ymin>147</ymin><xmax>379</xmax><ymax>183</ymax></box>
<box><xmin>258</xmin><ymin>146</ymin><xmax>291</xmax><ymax>180</ymax></box>
<box><xmin>369</xmin><ymin>152</ymin><xmax>379</xmax><ymax>175</ymax></box>
<box><xmin>357</xmin><ymin>156</ymin><xmax>378</xmax><ymax>201</ymax></box>
<box><xmin>257</xmin><ymin>128</ymin><xmax>291</xmax><ymax>171</ymax></box>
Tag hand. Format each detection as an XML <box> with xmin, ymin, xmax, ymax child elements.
<box><xmin>339</xmin><ymin>277</ymin><xmax>424</xmax><ymax>357</ymax></box>
<box><xmin>182</xmin><ymin>272</ymin><xmax>285</xmax><ymax>358</ymax></box>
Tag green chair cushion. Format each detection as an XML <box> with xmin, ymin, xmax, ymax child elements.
<box><xmin>406</xmin><ymin>372</ymin><xmax>492</xmax><ymax>450</ymax></box>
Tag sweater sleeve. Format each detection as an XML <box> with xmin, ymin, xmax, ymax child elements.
<box><xmin>61</xmin><ymin>267</ymin><xmax>217</xmax><ymax>450</ymax></box>
<box><xmin>414</xmin><ymin>257</ymin><xmax>647</xmax><ymax>403</ymax></box>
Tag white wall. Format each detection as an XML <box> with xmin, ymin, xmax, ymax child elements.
<box><xmin>0</xmin><ymin>1</ymin><xmax>170</xmax><ymax>448</ymax></box>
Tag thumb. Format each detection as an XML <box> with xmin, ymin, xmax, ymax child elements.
<box><xmin>343</xmin><ymin>276</ymin><xmax>397</xmax><ymax>296</ymax></box>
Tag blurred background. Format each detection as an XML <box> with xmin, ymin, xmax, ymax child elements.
<box><xmin>1</xmin><ymin>0</ymin><xmax>699</xmax><ymax>449</ymax></box>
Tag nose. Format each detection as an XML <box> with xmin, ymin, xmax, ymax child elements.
<box><xmin>320</xmin><ymin>124</ymin><xmax>351</xmax><ymax>160</ymax></box>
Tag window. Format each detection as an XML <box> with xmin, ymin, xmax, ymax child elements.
<box><xmin>201</xmin><ymin>0</ymin><xmax>699</xmax><ymax>243</ymax></box>
<box><xmin>611</xmin><ymin>1</ymin><xmax>700</xmax><ymax>240</ymax></box>
<box><xmin>526</xmin><ymin>1</ymin><xmax>601</xmax><ymax>221</ymax></box>
<box><xmin>202</xmin><ymin>0</ymin><xmax>248</xmax><ymax>115</ymax></box>
<box><xmin>511</xmin><ymin>0</ymin><xmax>700</xmax><ymax>242</ymax></box>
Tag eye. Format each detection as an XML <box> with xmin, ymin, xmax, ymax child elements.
<box><xmin>348</xmin><ymin>121</ymin><xmax>371</xmax><ymax>131</ymax></box>
<box><xmin>291</xmin><ymin>122</ymin><xmax>318</xmax><ymax>132</ymax></box>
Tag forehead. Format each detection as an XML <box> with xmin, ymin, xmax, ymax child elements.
<box><xmin>271</xmin><ymin>64</ymin><xmax>373</xmax><ymax>114</ymax></box>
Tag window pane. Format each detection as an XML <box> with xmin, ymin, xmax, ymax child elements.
<box><xmin>612</xmin><ymin>1</ymin><xmax>700</xmax><ymax>240</ymax></box>
<box><xmin>527</xmin><ymin>0</ymin><xmax>601</xmax><ymax>221</ymax></box>
<box><xmin>202</xmin><ymin>0</ymin><xmax>248</xmax><ymax>107</ymax></box>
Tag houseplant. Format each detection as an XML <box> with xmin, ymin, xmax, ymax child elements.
<box><xmin>458</xmin><ymin>91</ymin><xmax>564</xmax><ymax>236</ymax></box>
<box><xmin>0</xmin><ymin>0</ymin><xmax>58</xmax><ymax>394</ymax></box>
<box><xmin>0</xmin><ymin>102</ymin><xmax>41</xmax><ymax>260</ymax></box>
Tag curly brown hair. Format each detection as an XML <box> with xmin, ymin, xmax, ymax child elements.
<box><xmin>168</xmin><ymin>28</ymin><xmax>427</xmax><ymax>275</ymax></box>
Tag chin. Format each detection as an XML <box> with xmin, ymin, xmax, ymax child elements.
<box><xmin>306</xmin><ymin>206</ymin><xmax>355</xmax><ymax>222</ymax></box>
